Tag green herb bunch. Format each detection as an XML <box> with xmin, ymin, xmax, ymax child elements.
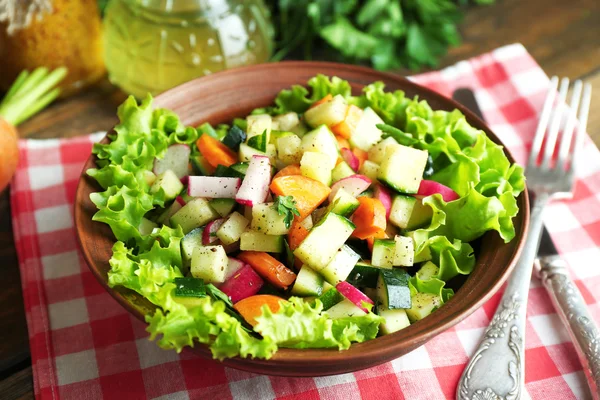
<box><xmin>270</xmin><ymin>0</ymin><xmax>494</xmax><ymax>71</ymax></box>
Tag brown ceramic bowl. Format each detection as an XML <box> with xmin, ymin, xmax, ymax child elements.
<box><xmin>75</xmin><ymin>62</ymin><xmax>529</xmax><ymax>377</ymax></box>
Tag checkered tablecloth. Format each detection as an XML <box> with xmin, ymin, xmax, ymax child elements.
<box><xmin>10</xmin><ymin>44</ymin><xmax>600</xmax><ymax>399</ymax></box>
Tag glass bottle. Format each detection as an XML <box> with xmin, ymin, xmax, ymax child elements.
<box><xmin>0</xmin><ymin>0</ymin><xmax>105</xmax><ymax>96</ymax></box>
<box><xmin>103</xmin><ymin>0</ymin><xmax>273</xmax><ymax>98</ymax></box>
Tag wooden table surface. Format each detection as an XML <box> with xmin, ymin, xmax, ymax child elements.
<box><xmin>1</xmin><ymin>0</ymin><xmax>599</xmax><ymax>398</ymax></box>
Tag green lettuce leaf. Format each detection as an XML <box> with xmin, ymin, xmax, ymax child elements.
<box><xmin>170</xmin><ymin>126</ymin><xmax>199</xmax><ymax>146</ymax></box>
<box><xmin>146</xmin><ymin>299</ymin><xmax>277</xmax><ymax>360</ymax></box>
<box><xmin>265</xmin><ymin>74</ymin><xmax>353</xmax><ymax>115</ymax></box>
<box><xmin>137</xmin><ymin>225</ymin><xmax>184</xmax><ymax>270</ymax></box>
<box><xmin>366</xmin><ymin>80</ymin><xmax>525</xmax><ymax>249</ymax></box>
<box><xmin>354</xmin><ymin>81</ymin><xmax>411</xmax><ymax>127</ymax></box>
<box><xmin>87</xmin><ymin>164</ymin><xmax>149</xmax><ymax>191</ymax></box>
<box><xmin>410</xmin><ymin>275</ymin><xmax>454</xmax><ymax>304</ymax></box>
<box><xmin>409</xmin><ymin>194</ymin><xmax>476</xmax><ymax>282</ymax></box>
<box><xmin>90</xmin><ymin>186</ymin><xmax>154</xmax><ymax>243</ymax></box>
<box><xmin>254</xmin><ymin>298</ymin><xmax>383</xmax><ymax>350</ymax></box>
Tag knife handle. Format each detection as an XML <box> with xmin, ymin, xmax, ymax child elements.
<box><xmin>536</xmin><ymin>255</ymin><xmax>600</xmax><ymax>399</ymax></box>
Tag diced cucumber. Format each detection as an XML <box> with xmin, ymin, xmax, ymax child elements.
<box><xmin>294</xmin><ymin>213</ymin><xmax>356</xmax><ymax>271</ymax></box>
<box><xmin>273</xmin><ymin>112</ymin><xmax>301</xmax><ymax>132</ymax></box>
<box><xmin>323</xmin><ymin>281</ymin><xmax>333</xmax><ymax>292</ymax></box>
<box><xmin>319</xmin><ymin>245</ymin><xmax>361</xmax><ymax>285</ymax></box>
<box><xmin>266</xmin><ymin>144</ymin><xmax>278</xmax><ymax>164</ymax></box>
<box><xmin>216</xmin><ymin>211</ymin><xmax>249</xmax><ymax>245</ymax></box>
<box><xmin>150</xmin><ymin>170</ymin><xmax>184</xmax><ymax>202</ymax></box>
<box><xmin>270</xmin><ymin>130</ymin><xmax>294</xmax><ymax>144</ymax></box>
<box><xmin>378</xmin><ymin>307</ymin><xmax>411</xmax><ymax>334</ymax></box>
<box><xmin>240</xmin><ymin>230</ymin><xmax>284</xmax><ymax>253</ymax></box>
<box><xmin>368</xmin><ymin>137</ymin><xmax>398</xmax><ymax>164</ymax></box>
<box><xmin>405</xmin><ymin>231</ymin><xmax>432</xmax><ymax>263</ymax></box>
<box><xmin>231</xmin><ymin>162</ymin><xmax>249</xmax><ymax>176</ymax></box>
<box><xmin>359</xmin><ymin>160</ymin><xmax>379</xmax><ymax>182</ymax></box>
<box><xmin>181</xmin><ymin>227</ymin><xmax>204</xmax><ymax>269</ymax></box>
<box><xmin>372</xmin><ymin>239</ymin><xmax>396</xmax><ymax>268</ymax></box>
<box><xmin>389</xmin><ymin>195</ymin><xmax>415</xmax><ymax>229</ymax></box>
<box><xmin>251</xmin><ymin>203</ymin><xmax>290</xmax><ymax>235</ymax></box>
<box><xmin>173</xmin><ymin>296</ymin><xmax>205</xmax><ymax>308</ymax></box>
<box><xmin>247</xmin><ymin>130</ymin><xmax>268</xmax><ymax>152</ymax></box>
<box><xmin>191</xmin><ymin>245</ymin><xmax>228</xmax><ymax>284</ymax></box>
<box><xmin>222</xmin><ymin>125</ymin><xmax>247</xmax><ymax>151</ymax></box>
<box><xmin>144</xmin><ymin>170</ymin><xmax>157</xmax><ymax>187</ymax></box>
<box><xmin>357</xmin><ymin>188</ymin><xmax>374</xmax><ymax>198</ymax></box>
<box><xmin>349</xmin><ymin>107</ymin><xmax>384</xmax><ymax>151</ymax></box>
<box><xmin>417</xmin><ymin>261</ymin><xmax>439</xmax><ymax>280</ymax></box>
<box><xmin>291</xmin><ymin>121</ymin><xmax>309</xmax><ymax>137</ymax></box>
<box><xmin>276</xmin><ymin>134</ymin><xmax>303</xmax><ymax>165</ymax></box>
<box><xmin>156</xmin><ymin>201</ymin><xmax>183</xmax><ymax>225</ymax></box>
<box><xmin>303</xmin><ymin>94</ymin><xmax>347</xmax><ymax>128</ymax></box>
<box><xmin>191</xmin><ymin>154</ymin><xmax>213</xmax><ymax>176</ymax></box>
<box><xmin>389</xmin><ymin>195</ymin><xmax>433</xmax><ymax>230</ymax></box>
<box><xmin>138</xmin><ymin>217</ymin><xmax>158</xmax><ymax>236</ymax></box>
<box><xmin>301</xmin><ymin>125</ymin><xmax>339</xmax><ymax>169</ymax></box>
<box><xmin>326</xmin><ymin>188</ymin><xmax>360</xmax><ymax>217</ymax></box>
<box><xmin>291</xmin><ymin>265</ymin><xmax>324</xmax><ymax>296</ymax></box>
<box><xmin>179</xmin><ymin>192</ymin><xmax>194</xmax><ymax>203</ymax></box>
<box><xmin>377</xmin><ymin>269</ymin><xmax>411</xmax><ymax>309</ymax></box>
<box><xmin>406</xmin><ymin>292</ymin><xmax>442</xmax><ymax>322</ymax></box>
<box><xmin>331</xmin><ymin>161</ymin><xmax>355</xmax><ymax>183</ymax></box>
<box><xmin>300</xmin><ymin>152</ymin><xmax>332</xmax><ymax>186</ymax></box>
<box><xmin>325</xmin><ymin>299</ymin><xmax>366</xmax><ymax>319</ymax></box>
<box><xmin>239</xmin><ymin>143</ymin><xmax>269</xmax><ymax>163</ymax></box>
<box><xmin>393</xmin><ymin>235</ymin><xmax>414</xmax><ymax>266</ymax></box>
<box><xmin>346</xmin><ymin>262</ymin><xmax>381</xmax><ymax>288</ymax></box>
<box><xmin>314</xmin><ymin>287</ymin><xmax>344</xmax><ymax>310</ymax></box>
<box><xmin>209</xmin><ymin>198</ymin><xmax>237</xmax><ymax>217</ymax></box>
<box><xmin>170</xmin><ymin>198</ymin><xmax>219</xmax><ymax>234</ymax></box>
<box><xmin>246</xmin><ymin>114</ymin><xmax>272</xmax><ymax>142</ymax></box>
<box><xmin>378</xmin><ymin>144</ymin><xmax>428</xmax><ymax>194</ymax></box>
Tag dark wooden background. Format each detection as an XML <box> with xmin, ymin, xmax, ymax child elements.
<box><xmin>1</xmin><ymin>0</ymin><xmax>599</xmax><ymax>398</ymax></box>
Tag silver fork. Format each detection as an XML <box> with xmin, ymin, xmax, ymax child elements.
<box><xmin>457</xmin><ymin>77</ymin><xmax>593</xmax><ymax>400</ymax></box>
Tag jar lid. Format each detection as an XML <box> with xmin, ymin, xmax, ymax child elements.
<box><xmin>0</xmin><ymin>0</ymin><xmax>53</xmax><ymax>34</ymax></box>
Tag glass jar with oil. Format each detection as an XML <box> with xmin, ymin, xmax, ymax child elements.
<box><xmin>103</xmin><ymin>0</ymin><xmax>273</xmax><ymax>98</ymax></box>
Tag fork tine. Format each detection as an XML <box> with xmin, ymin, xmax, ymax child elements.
<box><xmin>556</xmin><ymin>80</ymin><xmax>583</xmax><ymax>170</ymax></box>
<box><xmin>569</xmin><ymin>83</ymin><xmax>592</xmax><ymax>172</ymax></box>
<box><xmin>541</xmin><ymin>77</ymin><xmax>570</xmax><ymax>167</ymax></box>
<box><xmin>529</xmin><ymin>76</ymin><xmax>559</xmax><ymax>168</ymax></box>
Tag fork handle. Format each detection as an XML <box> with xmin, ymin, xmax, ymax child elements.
<box><xmin>537</xmin><ymin>256</ymin><xmax>600</xmax><ymax>399</ymax></box>
<box><xmin>457</xmin><ymin>193</ymin><xmax>549</xmax><ymax>400</ymax></box>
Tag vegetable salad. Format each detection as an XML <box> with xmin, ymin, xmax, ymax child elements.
<box><xmin>88</xmin><ymin>75</ymin><xmax>524</xmax><ymax>360</ymax></box>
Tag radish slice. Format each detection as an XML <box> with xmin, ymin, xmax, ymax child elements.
<box><xmin>175</xmin><ymin>196</ymin><xmax>187</xmax><ymax>206</ymax></box>
<box><xmin>374</xmin><ymin>184</ymin><xmax>392</xmax><ymax>218</ymax></box>
<box><xmin>328</xmin><ymin>174</ymin><xmax>371</xmax><ymax>202</ymax></box>
<box><xmin>202</xmin><ymin>218</ymin><xmax>226</xmax><ymax>245</ymax></box>
<box><xmin>224</xmin><ymin>257</ymin><xmax>245</xmax><ymax>281</ymax></box>
<box><xmin>219</xmin><ymin>264</ymin><xmax>264</xmax><ymax>303</ymax></box>
<box><xmin>180</xmin><ymin>175</ymin><xmax>189</xmax><ymax>185</ymax></box>
<box><xmin>153</xmin><ymin>144</ymin><xmax>190</xmax><ymax>179</ymax></box>
<box><xmin>340</xmin><ymin>148</ymin><xmax>359</xmax><ymax>171</ymax></box>
<box><xmin>417</xmin><ymin>180</ymin><xmax>459</xmax><ymax>202</ymax></box>
<box><xmin>235</xmin><ymin>155</ymin><xmax>271</xmax><ymax>206</ymax></box>
<box><xmin>188</xmin><ymin>176</ymin><xmax>241</xmax><ymax>198</ymax></box>
<box><xmin>336</xmin><ymin>281</ymin><xmax>374</xmax><ymax>313</ymax></box>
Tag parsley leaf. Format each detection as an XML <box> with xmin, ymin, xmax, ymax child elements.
<box><xmin>274</xmin><ymin>195</ymin><xmax>300</xmax><ymax>229</ymax></box>
<box><xmin>270</xmin><ymin>0</ymin><xmax>493</xmax><ymax>71</ymax></box>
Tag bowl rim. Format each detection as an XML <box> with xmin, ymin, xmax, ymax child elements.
<box><xmin>75</xmin><ymin>60</ymin><xmax>529</xmax><ymax>376</ymax></box>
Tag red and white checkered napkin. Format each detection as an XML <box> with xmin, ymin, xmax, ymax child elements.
<box><xmin>11</xmin><ymin>44</ymin><xmax>600</xmax><ymax>400</ymax></box>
